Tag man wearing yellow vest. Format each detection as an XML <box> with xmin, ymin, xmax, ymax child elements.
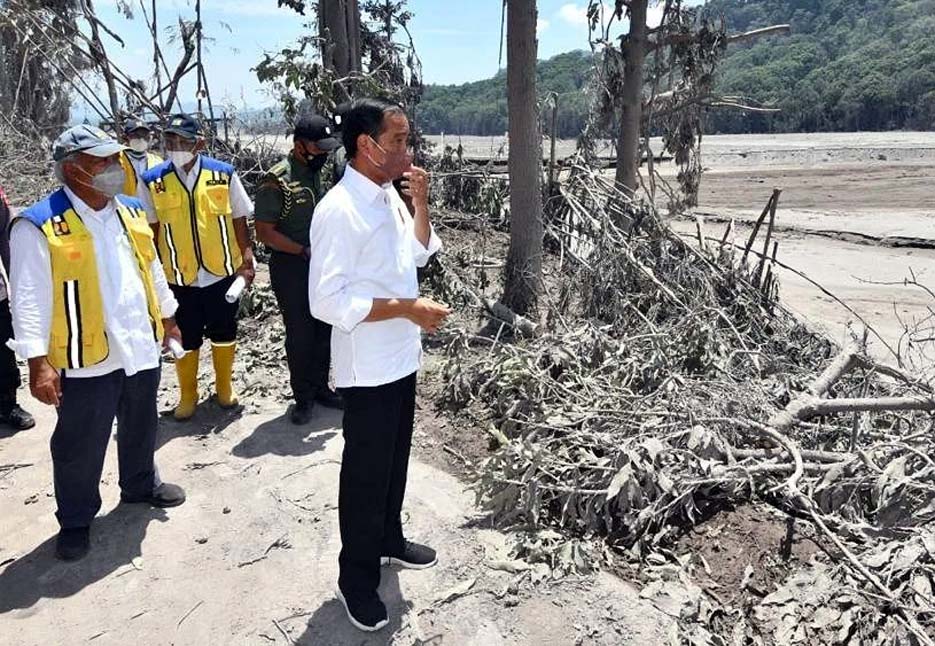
<box><xmin>9</xmin><ymin>125</ymin><xmax>186</xmax><ymax>562</ymax></box>
<box><xmin>119</xmin><ymin>117</ymin><xmax>163</xmax><ymax>197</ymax></box>
<box><xmin>137</xmin><ymin>113</ymin><xmax>255</xmax><ymax>420</ymax></box>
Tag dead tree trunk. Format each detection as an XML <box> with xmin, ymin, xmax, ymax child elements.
<box><xmin>501</xmin><ymin>0</ymin><xmax>543</xmax><ymax>316</ymax></box>
<box><xmin>614</xmin><ymin>0</ymin><xmax>648</xmax><ymax>198</ymax></box>
<box><xmin>81</xmin><ymin>0</ymin><xmax>121</xmax><ymax>119</ymax></box>
<box><xmin>319</xmin><ymin>0</ymin><xmax>361</xmax><ymax>80</ymax></box>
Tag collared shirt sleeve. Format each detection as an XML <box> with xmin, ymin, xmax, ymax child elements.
<box><xmin>229</xmin><ymin>173</ymin><xmax>254</xmax><ymax>220</ymax></box>
<box><xmin>137</xmin><ymin>181</ymin><xmax>159</xmax><ymax>224</ymax></box>
<box><xmin>308</xmin><ymin>201</ymin><xmax>373</xmax><ymax>334</ymax></box>
<box><xmin>411</xmin><ymin>225</ymin><xmax>442</xmax><ymax>268</ymax></box>
<box><xmin>150</xmin><ymin>257</ymin><xmax>178</xmax><ymax>319</ymax></box>
<box><xmin>8</xmin><ymin>221</ymin><xmax>52</xmax><ymax>359</ymax></box>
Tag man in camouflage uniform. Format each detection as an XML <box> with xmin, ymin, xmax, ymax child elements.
<box><xmin>255</xmin><ymin>114</ymin><xmax>344</xmax><ymax>425</ymax></box>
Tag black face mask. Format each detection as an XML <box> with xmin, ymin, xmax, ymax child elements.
<box><xmin>306</xmin><ymin>151</ymin><xmax>328</xmax><ymax>173</ymax></box>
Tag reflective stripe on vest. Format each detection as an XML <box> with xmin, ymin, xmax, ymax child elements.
<box><xmin>120</xmin><ymin>151</ymin><xmax>163</xmax><ymax>197</ymax></box>
<box><xmin>144</xmin><ymin>160</ymin><xmax>242</xmax><ymax>286</ymax></box>
<box><xmin>19</xmin><ymin>191</ymin><xmax>165</xmax><ymax>370</ymax></box>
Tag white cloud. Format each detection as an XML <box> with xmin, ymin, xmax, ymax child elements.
<box><xmin>537</xmin><ymin>18</ymin><xmax>550</xmax><ymax>35</ymax></box>
<box><xmin>557</xmin><ymin>3</ymin><xmax>589</xmax><ymax>27</ymax></box>
<box><xmin>216</xmin><ymin>1</ymin><xmax>293</xmax><ymax>17</ymax></box>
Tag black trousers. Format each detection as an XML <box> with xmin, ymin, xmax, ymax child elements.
<box><xmin>51</xmin><ymin>367</ymin><xmax>161</xmax><ymax>528</ymax></box>
<box><xmin>0</xmin><ymin>299</ymin><xmax>21</xmax><ymax>401</ymax></box>
<box><xmin>269</xmin><ymin>252</ymin><xmax>332</xmax><ymax>405</ymax></box>
<box><xmin>170</xmin><ymin>274</ymin><xmax>240</xmax><ymax>352</ymax></box>
<box><xmin>338</xmin><ymin>372</ymin><xmax>417</xmax><ymax>596</ymax></box>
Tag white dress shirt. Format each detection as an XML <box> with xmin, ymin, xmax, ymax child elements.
<box><xmin>9</xmin><ymin>187</ymin><xmax>178</xmax><ymax>379</ymax></box>
<box><xmin>309</xmin><ymin>164</ymin><xmax>442</xmax><ymax>388</ymax></box>
<box><xmin>137</xmin><ymin>155</ymin><xmax>253</xmax><ymax>288</ymax></box>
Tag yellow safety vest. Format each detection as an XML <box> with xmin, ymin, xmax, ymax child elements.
<box><xmin>120</xmin><ymin>150</ymin><xmax>163</xmax><ymax>196</ymax></box>
<box><xmin>18</xmin><ymin>191</ymin><xmax>165</xmax><ymax>370</ymax></box>
<box><xmin>142</xmin><ymin>157</ymin><xmax>242</xmax><ymax>286</ymax></box>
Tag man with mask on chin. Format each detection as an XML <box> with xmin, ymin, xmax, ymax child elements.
<box><xmin>255</xmin><ymin>113</ymin><xmax>344</xmax><ymax>425</ymax></box>
<box><xmin>138</xmin><ymin>113</ymin><xmax>255</xmax><ymax>421</ymax></box>
<box><xmin>118</xmin><ymin>117</ymin><xmax>163</xmax><ymax>197</ymax></box>
<box><xmin>309</xmin><ymin>98</ymin><xmax>450</xmax><ymax>632</ymax></box>
<box><xmin>9</xmin><ymin>125</ymin><xmax>186</xmax><ymax>561</ymax></box>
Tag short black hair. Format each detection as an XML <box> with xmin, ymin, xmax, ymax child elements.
<box><xmin>341</xmin><ymin>98</ymin><xmax>406</xmax><ymax>159</ymax></box>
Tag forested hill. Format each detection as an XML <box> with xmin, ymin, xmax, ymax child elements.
<box><xmin>419</xmin><ymin>50</ymin><xmax>593</xmax><ymax>139</ymax></box>
<box><xmin>418</xmin><ymin>0</ymin><xmax>935</xmax><ymax>136</ymax></box>
<box><xmin>702</xmin><ymin>0</ymin><xmax>935</xmax><ymax>132</ymax></box>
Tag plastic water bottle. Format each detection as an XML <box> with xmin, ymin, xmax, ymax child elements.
<box><xmin>167</xmin><ymin>337</ymin><xmax>185</xmax><ymax>359</ymax></box>
<box><xmin>225</xmin><ymin>276</ymin><xmax>247</xmax><ymax>303</ymax></box>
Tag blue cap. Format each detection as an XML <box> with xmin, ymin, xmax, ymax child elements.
<box><xmin>52</xmin><ymin>125</ymin><xmax>126</xmax><ymax>162</ymax></box>
<box><xmin>123</xmin><ymin>117</ymin><xmax>152</xmax><ymax>135</ymax></box>
<box><xmin>164</xmin><ymin>113</ymin><xmax>204</xmax><ymax>140</ymax></box>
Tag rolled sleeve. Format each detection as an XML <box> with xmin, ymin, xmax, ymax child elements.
<box><xmin>308</xmin><ymin>205</ymin><xmax>372</xmax><ymax>334</ymax></box>
<box><xmin>150</xmin><ymin>258</ymin><xmax>178</xmax><ymax>318</ymax></box>
<box><xmin>412</xmin><ymin>226</ymin><xmax>442</xmax><ymax>268</ymax></box>
<box><xmin>230</xmin><ymin>173</ymin><xmax>254</xmax><ymax>219</ymax></box>
<box><xmin>8</xmin><ymin>221</ymin><xmax>52</xmax><ymax>359</ymax></box>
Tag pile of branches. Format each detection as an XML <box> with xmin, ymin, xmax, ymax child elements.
<box><xmin>435</xmin><ymin>162</ymin><xmax>935</xmax><ymax>644</ymax></box>
<box><xmin>0</xmin><ymin>117</ymin><xmax>57</xmax><ymax>206</ymax></box>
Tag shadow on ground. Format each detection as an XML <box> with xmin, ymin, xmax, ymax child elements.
<box><xmin>296</xmin><ymin>570</ymin><xmax>423</xmax><ymax>645</ymax></box>
<box><xmin>230</xmin><ymin>407</ymin><xmax>341</xmax><ymax>459</ymax></box>
<box><xmin>0</xmin><ymin>505</ymin><xmax>168</xmax><ymax>613</ymax></box>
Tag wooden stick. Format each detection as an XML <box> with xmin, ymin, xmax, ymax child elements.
<box><xmin>741</xmin><ymin>191</ymin><xmax>775</xmax><ymax>267</ymax></box>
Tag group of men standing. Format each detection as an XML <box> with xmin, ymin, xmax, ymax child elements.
<box><xmin>4</xmin><ymin>98</ymin><xmax>450</xmax><ymax>633</ymax></box>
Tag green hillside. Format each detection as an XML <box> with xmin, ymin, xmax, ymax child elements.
<box><xmin>419</xmin><ymin>50</ymin><xmax>593</xmax><ymax>139</ymax></box>
<box><xmin>417</xmin><ymin>0</ymin><xmax>935</xmax><ymax>136</ymax></box>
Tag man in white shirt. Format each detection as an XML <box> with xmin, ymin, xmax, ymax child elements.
<box><xmin>0</xmin><ymin>184</ymin><xmax>34</xmax><ymax>431</ymax></box>
<box><xmin>9</xmin><ymin>125</ymin><xmax>186</xmax><ymax>561</ymax></box>
<box><xmin>137</xmin><ymin>114</ymin><xmax>255</xmax><ymax>421</ymax></box>
<box><xmin>309</xmin><ymin>98</ymin><xmax>451</xmax><ymax>632</ymax></box>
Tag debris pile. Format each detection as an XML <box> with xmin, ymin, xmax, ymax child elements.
<box><xmin>434</xmin><ymin>163</ymin><xmax>935</xmax><ymax>644</ymax></box>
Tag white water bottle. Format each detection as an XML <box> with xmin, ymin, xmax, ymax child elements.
<box><xmin>225</xmin><ymin>276</ymin><xmax>247</xmax><ymax>303</ymax></box>
<box><xmin>167</xmin><ymin>337</ymin><xmax>185</xmax><ymax>359</ymax></box>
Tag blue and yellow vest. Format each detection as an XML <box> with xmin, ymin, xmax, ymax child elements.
<box><xmin>120</xmin><ymin>150</ymin><xmax>163</xmax><ymax>196</ymax></box>
<box><xmin>141</xmin><ymin>157</ymin><xmax>242</xmax><ymax>286</ymax></box>
<box><xmin>18</xmin><ymin>190</ymin><xmax>165</xmax><ymax>370</ymax></box>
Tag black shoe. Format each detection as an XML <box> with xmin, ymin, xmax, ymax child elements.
<box><xmin>381</xmin><ymin>541</ymin><xmax>438</xmax><ymax>570</ymax></box>
<box><xmin>290</xmin><ymin>401</ymin><xmax>312</xmax><ymax>425</ymax></box>
<box><xmin>121</xmin><ymin>482</ymin><xmax>186</xmax><ymax>508</ymax></box>
<box><xmin>56</xmin><ymin>527</ymin><xmax>90</xmax><ymax>562</ymax></box>
<box><xmin>0</xmin><ymin>404</ymin><xmax>35</xmax><ymax>431</ymax></box>
<box><xmin>314</xmin><ymin>389</ymin><xmax>344</xmax><ymax>410</ymax></box>
<box><xmin>336</xmin><ymin>586</ymin><xmax>388</xmax><ymax>632</ymax></box>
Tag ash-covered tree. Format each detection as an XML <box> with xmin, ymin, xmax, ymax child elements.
<box><xmin>257</xmin><ymin>0</ymin><xmax>422</xmax><ymax>122</ymax></box>
<box><xmin>0</xmin><ymin>0</ymin><xmax>88</xmax><ymax>130</ymax></box>
<box><xmin>501</xmin><ymin>0</ymin><xmax>544</xmax><ymax>317</ymax></box>
<box><xmin>587</xmin><ymin>0</ymin><xmax>788</xmax><ymax>211</ymax></box>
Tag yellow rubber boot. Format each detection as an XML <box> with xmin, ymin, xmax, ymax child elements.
<box><xmin>211</xmin><ymin>342</ymin><xmax>239</xmax><ymax>409</ymax></box>
<box><xmin>173</xmin><ymin>349</ymin><xmax>200</xmax><ymax>421</ymax></box>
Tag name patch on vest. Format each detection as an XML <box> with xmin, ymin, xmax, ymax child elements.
<box><xmin>51</xmin><ymin>216</ymin><xmax>71</xmax><ymax>236</ymax></box>
<box><xmin>205</xmin><ymin>171</ymin><xmax>229</xmax><ymax>187</ymax></box>
<box><xmin>151</xmin><ymin>178</ymin><xmax>167</xmax><ymax>194</ymax></box>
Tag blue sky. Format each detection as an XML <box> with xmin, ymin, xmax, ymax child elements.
<box><xmin>90</xmin><ymin>1</ymin><xmax>699</xmax><ymax>112</ymax></box>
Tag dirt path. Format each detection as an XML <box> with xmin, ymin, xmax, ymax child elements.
<box><xmin>0</xmin><ymin>327</ymin><xmax>670</xmax><ymax>646</ymax></box>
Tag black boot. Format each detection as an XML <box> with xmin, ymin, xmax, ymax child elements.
<box><xmin>290</xmin><ymin>401</ymin><xmax>312</xmax><ymax>425</ymax></box>
<box><xmin>0</xmin><ymin>395</ymin><xmax>35</xmax><ymax>431</ymax></box>
<box><xmin>314</xmin><ymin>389</ymin><xmax>344</xmax><ymax>410</ymax></box>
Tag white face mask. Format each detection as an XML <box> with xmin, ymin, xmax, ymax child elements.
<box><xmin>70</xmin><ymin>162</ymin><xmax>126</xmax><ymax>198</ymax></box>
<box><xmin>167</xmin><ymin>150</ymin><xmax>195</xmax><ymax>168</ymax></box>
<box><xmin>128</xmin><ymin>138</ymin><xmax>149</xmax><ymax>154</ymax></box>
